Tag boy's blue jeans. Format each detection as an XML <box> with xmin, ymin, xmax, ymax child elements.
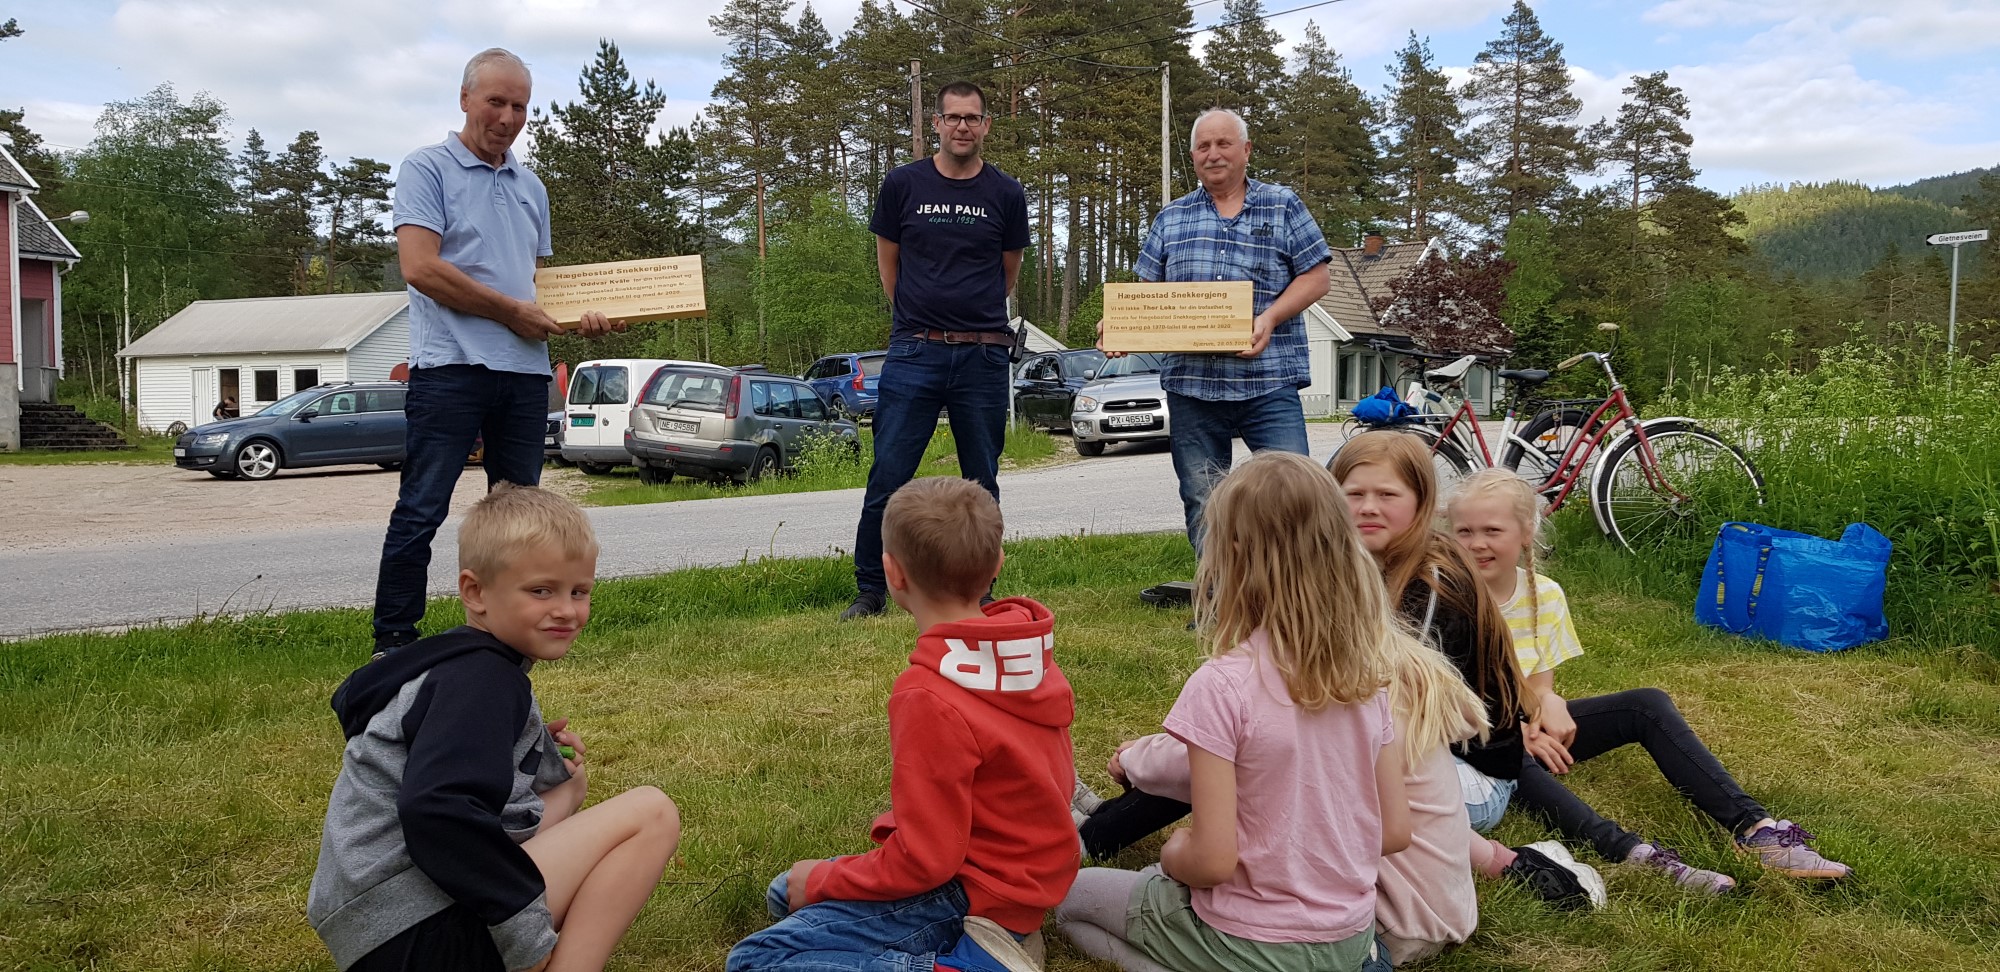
<box><xmin>1164</xmin><ymin>386</ymin><xmax>1310</xmax><ymax>554</ymax></box>
<box><xmin>727</xmin><ymin>872</ymin><xmax>1022</xmax><ymax>972</ymax></box>
<box><xmin>852</xmin><ymin>338</ymin><xmax>1010</xmax><ymax>595</ymax></box>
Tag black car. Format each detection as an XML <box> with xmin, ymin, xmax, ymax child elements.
<box><xmin>1012</xmin><ymin>348</ymin><xmax>1108</xmax><ymax>429</ymax></box>
<box><xmin>174</xmin><ymin>382</ymin><xmax>408</xmax><ymax>480</ymax></box>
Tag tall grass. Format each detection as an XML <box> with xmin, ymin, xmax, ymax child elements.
<box><xmin>1649</xmin><ymin>327</ymin><xmax>2000</xmax><ymax>651</ymax></box>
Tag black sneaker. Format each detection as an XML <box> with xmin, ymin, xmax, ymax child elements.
<box><xmin>1501</xmin><ymin>842</ymin><xmax>1607</xmax><ymax>910</ymax></box>
<box><xmin>1140</xmin><ymin>581</ymin><xmax>1194</xmax><ymax>607</ymax></box>
<box><xmin>373</xmin><ymin>631</ymin><xmax>417</xmax><ymax>657</ymax></box>
<box><xmin>840</xmin><ymin>590</ymin><xmax>887</xmax><ymax>621</ymax></box>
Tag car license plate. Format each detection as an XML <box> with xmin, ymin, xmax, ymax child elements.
<box><xmin>664</xmin><ymin>419</ymin><xmax>700</xmax><ymax>435</ymax></box>
<box><xmin>1107</xmin><ymin>414</ymin><xmax>1153</xmax><ymax>428</ymax></box>
<box><xmin>173</xmin><ymin>448</ymin><xmax>186</xmax><ymax>457</ymax></box>
<box><xmin>571</xmin><ymin>415</ymin><xmax>595</xmax><ymax>427</ymax></box>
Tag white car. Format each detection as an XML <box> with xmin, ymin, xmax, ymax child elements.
<box><xmin>1068</xmin><ymin>353</ymin><xmax>1172</xmax><ymax>457</ymax></box>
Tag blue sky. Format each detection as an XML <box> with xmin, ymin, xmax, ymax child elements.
<box><xmin>4</xmin><ymin>0</ymin><xmax>1997</xmax><ymax>196</ymax></box>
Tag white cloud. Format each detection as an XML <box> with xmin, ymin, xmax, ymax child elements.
<box><xmin>1643</xmin><ymin>0</ymin><xmax>2000</xmax><ymax>56</ymax></box>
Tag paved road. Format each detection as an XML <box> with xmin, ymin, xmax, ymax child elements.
<box><xmin>2</xmin><ymin>427</ymin><xmax>1357</xmax><ymax>639</ymax></box>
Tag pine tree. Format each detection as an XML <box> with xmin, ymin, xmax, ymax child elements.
<box><xmin>1591</xmin><ymin>70</ymin><xmax>1695</xmax><ymax>213</ymax></box>
<box><xmin>706</xmin><ymin>0</ymin><xmax>798</xmax><ymax>261</ymax></box>
<box><xmin>316</xmin><ymin>157</ymin><xmax>393</xmax><ymax>292</ymax></box>
<box><xmin>1463</xmin><ymin>0</ymin><xmax>1587</xmax><ymax>230</ymax></box>
<box><xmin>1201</xmin><ymin>0</ymin><xmax>1286</xmax><ymax>123</ymax></box>
<box><xmin>1265</xmin><ymin>21</ymin><xmax>1378</xmax><ymax>247</ymax></box>
<box><xmin>1379</xmin><ymin>33</ymin><xmax>1472</xmax><ymax>242</ymax></box>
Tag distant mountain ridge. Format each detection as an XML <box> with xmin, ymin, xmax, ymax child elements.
<box><xmin>1733</xmin><ymin>166</ymin><xmax>1992</xmax><ymax>281</ymax></box>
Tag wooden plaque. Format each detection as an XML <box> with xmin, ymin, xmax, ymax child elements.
<box><xmin>535</xmin><ymin>255</ymin><xmax>708</xmax><ymax>326</ymax></box>
<box><xmin>1101</xmin><ymin>281</ymin><xmax>1254</xmax><ymax>352</ymax></box>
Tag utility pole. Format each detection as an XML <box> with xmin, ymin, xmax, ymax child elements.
<box><xmin>1927</xmin><ymin>228</ymin><xmax>1990</xmax><ymax>360</ymax></box>
<box><xmin>120</xmin><ymin>248</ymin><xmax>131</xmax><ymax>413</ymax></box>
<box><xmin>1160</xmin><ymin>62</ymin><xmax>1171</xmax><ymax>207</ymax></box>
<box><xmin>910</xmin><ymin>60</ymin><xmax>925</xmax><ymax>161</ymax></box>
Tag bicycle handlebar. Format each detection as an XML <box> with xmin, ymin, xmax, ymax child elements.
<box><xmin>1557</xmin><ymin>352</ymin><xmax>1593</xmax><ymax>371</ymax></box>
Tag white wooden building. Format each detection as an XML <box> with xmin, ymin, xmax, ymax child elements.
<box><xmin>118</xmin><ymin>292</ymin><xmax>410</xmax><ymax>433</ymax></box>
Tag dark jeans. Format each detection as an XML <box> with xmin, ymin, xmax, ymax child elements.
<box><xmin>1511</xmin><ymin>687</ymin><xmax>1769</xmax><ymax>862</ymax></box>
<box><xmin>852</xmin><ymin>337</ymin><xmax>1010</xmax><ymax>594</ymax></box>
<box><xmin>373</xmin><ymin>364</ymin><xmax>549</xmax><ymax>647</ymax></box>
<box><xmin>1077</xmin><ymin>787</ymin><xmax>1192</xmax><ymax>862</ymax></box>
<box><xmin>1165</xmin><ymin>386</ymin><xmax>1309</xmax><ymax>553</ymax></box>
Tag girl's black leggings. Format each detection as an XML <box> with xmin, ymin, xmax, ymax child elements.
<box><xmin>1078</xmin><ymin>687</ymin><xmax>1770</xmax><ymax>865</ymax></box>
<box><xmin>1512</xmin><ymin>687</ymin><xmax>1768</xmax><ymax>862</ymax></box>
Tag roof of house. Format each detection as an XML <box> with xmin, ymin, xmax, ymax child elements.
<box><xmin>1315</xmin><ymin>238</ymin><xmax>1438</xmax><ymax>337</ymax></box>
<box><xmin>1012</xmin><ymin>316</ymin><xmax>1068</xmax><ymax>354</ymax></box>
<box><xmin>0</xmin><ymin>142</ymin><xmax>38</xmax><ymax>193</ymax></box>
<box><xmin>118</xmin><ymin>291</ymin><xmax>409</xmax><ymax>359</ymax></box>
<box><xmin>17</xmin><ymin>197</ymin><xmax>82</xmax><ymax>261</ymax></box>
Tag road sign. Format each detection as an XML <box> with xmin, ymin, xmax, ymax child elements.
<box><xmin>1927</xmin><ymin>229</ymin><xmax>1989</xmax><ymax>246</ymax></box>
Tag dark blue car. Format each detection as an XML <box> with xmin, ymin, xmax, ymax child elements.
<box><xmin>174</xmin><ymin>382</ymin><xmax>408</xmax><ymax>480</ymax></box>
<box><xmin>801</xmin><ymin>352</ymin><xmax>886</xmax><ymax>418</ymax></box>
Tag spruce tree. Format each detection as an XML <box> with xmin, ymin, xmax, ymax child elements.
<box><xmin>1379</xmin><ymin>32</ymin><xmax>1473</xmax><ymax>242</ymax></box>
<box><xmin>1201</xmin><ymin>0</ymin><xmax>1286</xmax><ymax>123</ymax></box>
<box><xmin>1266</xmin><ymin>21</ymin><xmax>1379</xmax><ymax>247</ymax></box>
<box><xmin>1463</xmin><ymin>0</ymin><xmax>1587</xmax><ymax>230</ymax></box>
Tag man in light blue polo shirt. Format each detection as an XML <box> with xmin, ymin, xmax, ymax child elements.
<box><xmin>372</xmin><ymin>47</ymin><xmax>622</xmax><ymax>653</ymax></box>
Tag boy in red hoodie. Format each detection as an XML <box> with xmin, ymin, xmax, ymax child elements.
<box><xmin>727</xmin><ymin>476</ymin><xmax>1079</xmax><ymax>972</ymax></box>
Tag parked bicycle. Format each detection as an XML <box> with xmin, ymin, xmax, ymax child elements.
<box><xmin>1343</xmin><ymin>340</ymin><xmax>1600</xmax><ymax>482</ymax></box>
<box><xmin>1336</xmin><ymin>326</ymin><xmax>1766</xmax><ymax>551</ymax></box>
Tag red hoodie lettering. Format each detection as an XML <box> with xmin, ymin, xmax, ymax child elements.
<box><xmin>938</xmin><ymin>634</ymin><xmax>1052</xmax><ymax>692</ymax></box>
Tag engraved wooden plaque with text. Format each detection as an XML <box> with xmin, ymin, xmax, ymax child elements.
<box><xmin>1100</xmin><ymin>281</ymin><xmax>1255</xmax><ymax>352</ymax></box>
<box><xmin>535</xmin><ymin>255</ymin><xmax>708</xmax><ymax>326</ymax></box>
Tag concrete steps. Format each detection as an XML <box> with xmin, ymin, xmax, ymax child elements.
<box><xmin>18</xmin><ymin>402</ymin><xmax>130</xmax><ymax>451</ymax></box>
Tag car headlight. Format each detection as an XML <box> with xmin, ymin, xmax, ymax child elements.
<box><xmin>195</xmin><ymin>433</ymin><xmax>231</xmax><ymax>446</ymax></box>
<box><xmin>1074</xmin><ymin>396</ymin><xmax>1100</xmax><ymax>412</ymax></box>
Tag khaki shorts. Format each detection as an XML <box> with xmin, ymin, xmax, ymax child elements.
<box><xmin>1125</xmin><ymin>873</ymin><xmax>1374</xmax><ymax>972</ymax></box>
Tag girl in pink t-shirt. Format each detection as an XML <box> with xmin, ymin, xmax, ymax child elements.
<box><xmin>1053</xmin><ymin>452</ymin><xmax>1412</xmax><ymax>972</ymax></box>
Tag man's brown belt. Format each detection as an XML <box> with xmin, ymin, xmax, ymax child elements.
<box><xmin>913</xmin><ymin>328</ymin><xmax>1014</xmax><ymax>347</ymax></box>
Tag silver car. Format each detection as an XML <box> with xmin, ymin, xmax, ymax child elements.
<box><xmin>1069</xmin><ymin>353</ymin><xmax>1172</xmax><ymax>456</ymax></box>
<box><xmin>624</xmin><ymin>364</ymin><xmax>859</xmax><ymax>484</ymax></box>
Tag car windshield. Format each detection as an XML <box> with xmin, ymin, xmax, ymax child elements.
<box><xmin>857</xmin><ymin>355</ymin><xmax>886</xmax><ymax>378</ymax></box>
<box><xmin>254</xmin><ymin>388</ymin><xmax>322</xmax><ymax>417</ymax></box>
<box><xmin>643</xmin><ymin>369</ymin><xmax>731</xmax><ymax>411</ymax></box>
<box><xmin>1096</xmin><ymin>353</ymin><xmax>1167</xmax><ymax>379</ymax></box>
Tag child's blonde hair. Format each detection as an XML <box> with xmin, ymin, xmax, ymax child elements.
<box><xmin>883</xmin><ymin>477</ymin><xmax>1004</xmax><ymax>601</ymax></box>
<box><xmin>459</xmin><ymin>484</ymin><xmax>600</xmax><ymax>580</ymax></box>
<box><xmin>1447</xmin><ymin>468</ymin><xmax>1549</xmax><ymax>645</ymax></box>
<box><xmin>1387</xmin><ymin>628</ymin><xmax>1492</xmax><ymax>767</ymax></box>
<box><xmin>1193</xmin><ymin>451</ymin><xmax>1396</xmax><ymax>709</ymax></box>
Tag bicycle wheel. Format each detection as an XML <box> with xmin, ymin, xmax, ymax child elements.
<box><xmin>1591</xmin><ymin>421</ymin><xmax>1765</xmax><ymax>552</ymax></box>
<box><xmin>1500</xmin><ymin>407</ymin><xmax>1590</xmax><ymax>481</ymax></box>
<box><xmin>1329</xmin><ymin>425</ymin><xmax>1471</xmax><ymax>490</ymax></box>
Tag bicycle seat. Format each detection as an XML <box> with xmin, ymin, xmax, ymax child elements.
<box><xmin>1425</xmin><ymin>355</ymin><xmax>1477</xmax><ymax>382</ymax></box>
<box><xmin>1499</xmin><ymin>368</ymin><xmax>1551</xmax><ymax>385</ymax></box>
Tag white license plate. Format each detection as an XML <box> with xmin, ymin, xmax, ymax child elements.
<box><xmin>1106</xmin><ymin>414</ymin><xmax>1154</xmax><ymax>428</ymax></box>
<box><xmin>664</xmin><ymin>420</ymin><xmax>700</xmax><ymax>435</ymax></box>
<box><xmin>174</xmin><ymin>448</ymin><xmax>187</xmax><ymax>457</ymax></box>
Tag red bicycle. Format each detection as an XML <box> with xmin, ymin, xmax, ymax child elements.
<box><xmin>1338</xmin><ymin>330</ymin><xmax>1766</xmax><ymax>551</ymax></box>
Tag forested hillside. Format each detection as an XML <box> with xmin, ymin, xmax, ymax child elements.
<box><xmin>1733</xmin><ymin>181</ymin><xmax>1963</xmax><ymax>280</ymax></box>
<box><xmin>1881</xmin><ymin>166</ymin><xmax>1993</xmax><ymax>209</ymax></box>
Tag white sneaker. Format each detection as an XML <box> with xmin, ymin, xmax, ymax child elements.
<box><xmin>1072</xmin><ymin>777</ymin><xmax>1105</xmax><ymax>817</ymax></box>
<box><xmin>1523</xmin><ymin>840</ymin><xmax>1608</xmax><ymax>909</ymax></box>
<box><xmin>959</xmin><ymin>916</ymin><xmax>1042</xmax><ymax>972</ymax></box>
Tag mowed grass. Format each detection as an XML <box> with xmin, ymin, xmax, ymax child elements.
<box><xmin>3</xmin><ymin>532</ymin><xmax>1999</xmax><ymax>971</ymax></box>
<box><xmin>0</xmin><ymin>436</ymin><xmax>174</xmax><ymax>465</ymax></box>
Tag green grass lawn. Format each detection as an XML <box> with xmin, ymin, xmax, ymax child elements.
<box><xmin>580</xmin><ymin>422</ymin><xmax>1063</xmax><ymax>507</ymax></box>
<box><xmin>4</xmin><ymin>532</ymin><xmax>1998</xmax><ymax>971</ymax></box>
<box><xmin>0</xmin><ymin>435</ymin><xmax>173</xmax><ymax>465</ymax></box>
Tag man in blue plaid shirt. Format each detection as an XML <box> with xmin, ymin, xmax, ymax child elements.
<box><xmin>1127</xmin><ymin>107</ymin><xmax>1331</xmax><ymax>553</ymax></box>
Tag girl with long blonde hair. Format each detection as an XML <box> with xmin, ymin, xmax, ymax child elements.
<box><xmin>1447</xmin><ymin>468</ymin><xmax>1852</xmax><ymax>890</ymax></box>
<box><xmin>1055</xmin><ymin>452</ymin><xmax>1411</xmax><ymax>972</ymax></box>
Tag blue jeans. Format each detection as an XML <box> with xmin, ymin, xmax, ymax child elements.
<box><xmin>730</xmin><ymin>873</ymin><xmax>1021</xmax><ymax>972</ymax></box>
<box><xmin>1165</xmin><ymin>386</ymin><xmax>1310</xmax><ymax>553</ymax></box>
<box><xmin>853</xmin><ymin>338</ymin><xmax>1010</xmax><ymax>594</ymax></box>
<box><xmin>372</xmin><ymin>364</ymin><xmax>548</xmax><ymax>647</ymax></box>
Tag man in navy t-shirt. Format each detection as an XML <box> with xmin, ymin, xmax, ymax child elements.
<box><xmin>843</xmin><ymin>80</ymin><xmax>1030</xmax><ymax>620</ymax></box>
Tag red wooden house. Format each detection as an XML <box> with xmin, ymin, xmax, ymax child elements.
<box><xmin>1</xmin><ymin>141</ymin><xmax>88</xmax><ymax>451</ymax></box>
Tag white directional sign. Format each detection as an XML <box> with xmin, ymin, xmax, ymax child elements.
<box><xmin>1927</xmin><ymin>229</ymin><xmax>1989</xmax><ymax>245</ymax></box>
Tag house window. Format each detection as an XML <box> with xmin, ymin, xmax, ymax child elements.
<box><xmin>254</xmin><ymin>369</ymin><xmax>278</xmax><ymax>402</ymax></box>
<box><xmin>294</xmin><ymin>368</ymin><xmax>319</xmax><ymax>391</ymax></box>
<box><xmin>1336</xmin><ymin>352</ymin><xmax>1352</xmax><ymax>401</ymax></box>
<box><xmin>220</xmin><ymin>368</ymin><xmax>240</xmax><ymax>406</ymax></box>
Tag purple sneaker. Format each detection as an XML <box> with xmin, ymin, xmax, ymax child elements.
<box><xmin>1737</xmin><ymin>820</ymin><xmax>1852</xmax><ymax>880</ymax></box>
<box><xmin>1627</xmin><ymin>843</ymin><xmax>1737</xmax><ymax>894</ymax></box>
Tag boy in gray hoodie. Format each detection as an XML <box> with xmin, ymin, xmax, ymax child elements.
<box><xmin>308</xmin><ymin>486</ymin><xmax>679</xmax><ymax>972</ymax></box>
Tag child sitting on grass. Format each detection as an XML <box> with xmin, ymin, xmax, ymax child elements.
<box><xmin>1445</xmin><ymin>468</ymin><xmax>1852</xmax><ymax>891</ymax></box>
<box><xmin>727</xmin><ymin>476</ymin><xmax>1078</xmax><ymax>972</ymax></box>
<box><xmin>308</xmin><ymin>485</ymin><xmax>680</xmax><ymax>972</ymax></box>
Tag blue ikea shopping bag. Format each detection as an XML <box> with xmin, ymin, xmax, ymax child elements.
<box><xmin>1695</xmin><ymin>522</ymin><xmax>1891</xmax><ymax>652</ymax></box>
<box><xmin>1351</xmin><ymin>386</ymin><xmax>1416</xmax><ymax>425</ymax></box>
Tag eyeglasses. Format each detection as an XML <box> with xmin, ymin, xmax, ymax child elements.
<box><xmin>936</xmin><ymin>113</ymin><xmax>989</xmax><ymax>129</ymax></box>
